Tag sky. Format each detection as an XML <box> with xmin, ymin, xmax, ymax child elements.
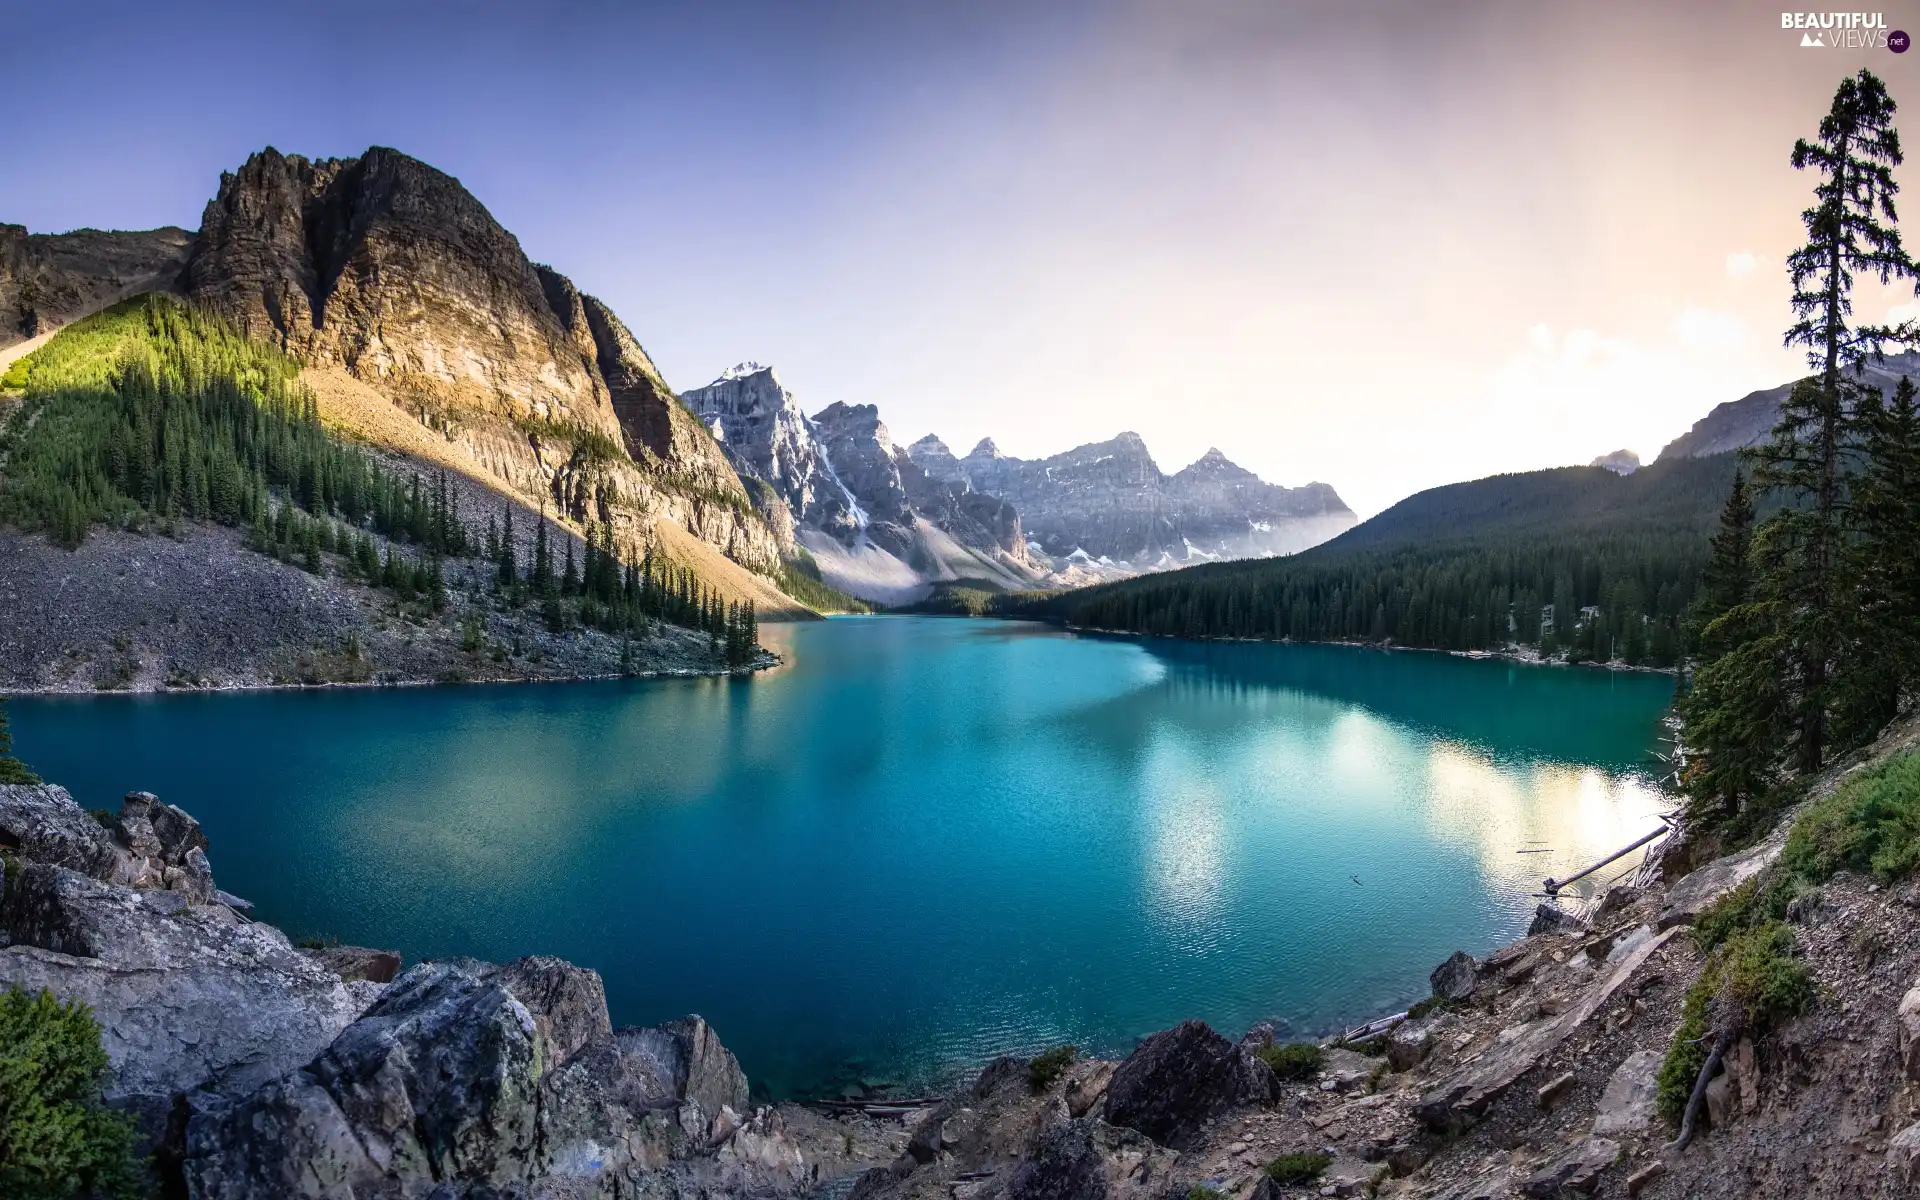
<box><xmin>7</xmin><ymin>0</ymin><xmax>1920</xmax><ymax>515</ymax></box>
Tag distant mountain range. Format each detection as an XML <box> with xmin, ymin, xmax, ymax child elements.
<box><xmin>682</xmin><ymin>363</ymin><xmax>1355</xmax><ymax>604</ymax></box>
<box><xmin>2</xmin><ymin>146</ymin><xmax>1361</xmax><ymax>611</ymax></box>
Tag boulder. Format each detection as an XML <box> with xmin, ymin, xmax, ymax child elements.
<box><xmin>1430</xmin><ymin>951</ymin><xmax>1480</xmax><ymax>1001</ymax></box>
<box><xmin>1385</xmin><ymin>1020</ymin><xmax>1434</xmax><ymax>1072</ymax></box>
<box><xmin>1519</xmin><ymin>1137</ymin><xmax>1619</xmax><ymax>1196</ymax></box>
<box><xmin>483</xmin><ymin>954</ymin><xmax>610</xmax><ymax>1065</ymax></box>
<box><xmin>302</xmin><ymin>944</ymin><xmax>402</xmax><ymax>984</ymax></box>
<box><xmin>0</xmin><ymin>783</ymin><xmax>122</xmax><ymax>879</ymax></box>
<box><xmin>183</xmin><ymin>961</ymin><xmax>548</xmax><ymax>1198</ymax></box>
<box><xmin>118</xmin><ymin>791</ymin><xmax>216</xmax><ymax>902</ymax></box>
<box><xmin>1656</xmin><ymin>836</ymin><xmax>1783</xmax><ymax>930</ymax></box>
<box><xmin>1899</xmin><ymin>981</ymin><xmax>1920</xmax><ymax>1082</ymax></box>
<box><xmin>0</xmin><ymin>864</ymin><xmax>365</xmax><ymax>1132</ymax></box>
<box><xmin>1591</xmin><ymin>1050</ymin><xmax>1661</xmax><ymax>1136</ymax></box>
<box><xmin>1103</xmin><ymin>1020</ymin><xmax>1276</xmax><ymax>1149</ymax></box>
<box><xmin>1888</xmin><ymin>1121</ymin><xmax>1920</xmax><ymax>1187</ymax></box>
<box><xmin>1319</xmin><ymin>1047</ymin><xmax>1379</xmax><ymax>1093</ymax></box>
<box><xmin>616</xmin><ymin>1013</ymin><xmax>751</xmax><ymax>1117</ymax></box>
<box><xmin>1004</xmin><ymin>1118</ymin><xmax>1178</xmax><ymax>1200</ymax></box>
<box><xmin>1705</xmin><ymin>1070</ymin><xmax>1731</xmax><ymax>1129</ymax></box>
<box><xmin>1526</xmin><ymin>903</ymin><xmax>1588</xmax><ymax>937</ymax></box>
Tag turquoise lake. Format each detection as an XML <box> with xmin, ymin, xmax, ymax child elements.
<box><xmin>10</xmin><ymin>617</ymin><xmax>1676</xmax><ymax>1099</ymax></box>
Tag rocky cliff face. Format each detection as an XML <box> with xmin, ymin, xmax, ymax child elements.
<box><xmin>683</xmin><ymin>367</ymin><xmax>1046</xmax><ymax>603</ymax></box>
<box><xmin>925</xmin><ymin>433</ymin><xmax>1356</xmax><ymax>571</ymax></box>
<box><xmin>178</xmin><ymin>146</ymin><xmax>787</xmax><ymax>577</ymax></box>
<box><xmin>0</xmin><ymin>223</ymin><xmax>192</xmax><ymax>347</ymax></box>
<box><xmin>680</xmin><ymin>363</ymin><xmax>861</xmax><ymax>541</ymax></box>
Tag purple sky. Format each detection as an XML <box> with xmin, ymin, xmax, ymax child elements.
<box><xmin>8</xmin><ymin>0</ymin><xmax>1920</xmax><ymax>514</ymax></box>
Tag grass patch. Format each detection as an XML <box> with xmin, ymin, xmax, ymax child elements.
<box><xmin>1028</xmin><ymin>1045</ymin><xmax>1077</xmax><ymax>1091</ymax></box>
<box><xmin>1781</xmin><ymin>750</ymin><xmax>1920</xmax><ymax>884</ymax></box>
<box><xmin>1254</xmin><ymin>1042</ymin><xmax>1324</xmax><ymax>1082</ymax></box>
<box><xmin>1185</xmin><ymin>1188</ymin><xmax>1224</xmax><ymax>1200</ymax></box>
<box><xmin>0</xmin><ymin>987</ymin><xmax>146</xmax><ymax>1198</ymax></box>
<box><xmin>1263</xmin><ymin>1152</ymin><xmax>1331</xmax><ymax>1186</ymax></box>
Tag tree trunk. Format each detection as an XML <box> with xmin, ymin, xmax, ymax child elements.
<box><xmin>1672</xmin><ymin>1026</ymin><xmax>1739</xmax><ymax>1153</ymax></box>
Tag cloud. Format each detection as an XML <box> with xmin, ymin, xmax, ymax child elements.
<box><xmin>1887</xmin><ymin>300</ymin><xmax>1920</xmax><ymax>326</ymax></box>
<box><xmin>1674</xmin><ymin>307</ymin><xmax>1746</xmax><ymax>350</ymax></box>
<box><xmin>1486</xmin><ymin>309</ymin><xmax>1772</xmax><ymax>467</ymax></box>
<box><xmin>1726</xmin><ymin>251</ymin><xmax>1758</xmax><ymax>279</ymax></box>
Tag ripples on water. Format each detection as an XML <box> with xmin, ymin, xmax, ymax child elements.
<box><xmin>14</xmin><ymin>617</ymin><xmax>1675</xmax><ymax>1098</ymax></box>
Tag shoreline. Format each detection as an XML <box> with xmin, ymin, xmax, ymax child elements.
<box><xmin>1062</xmin><ymin>622</ymin><xmax>1683</xmax><ymax>676</ymax></box>
<box><xmin>1</xmin><ymin>651</ymin><xmax>785</xmax><ymax>698</ymax></box>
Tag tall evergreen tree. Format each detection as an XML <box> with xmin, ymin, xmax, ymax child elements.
<box><xmin>1843</xmin><ymin>373</ymin><xmax>1920</xmax><ymax>734</ymax></box>
<box><xmin>1756</xmin><ymin>67</ymin><xmax>1919</xmax><ymax>771</ymax></box>
<box><xmin>1688</xmin><ymin>470</ymin><xmax>1756</xmax><ymax>660</ymax></box>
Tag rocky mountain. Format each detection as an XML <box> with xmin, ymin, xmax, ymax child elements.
<box><xmin>0</xmin><ymin>223</ymin><xmax>192</xmax><ymax>346</ymax></box>
<box><xmin>683</xmin><ymin>365</ymin><xmax>1046</xmax><ymax>604</ymax></box>
<box><xmin>919</xmin><ymin>432</ymin><xmax>1356</xmax><ymax>573</ymax></box>
<box><xmin>1590</xmin><ymin>449</ymin><xmax>1641</xmax><ymax>475</ymax></box>
<box><xmin>177</xmin><ymin>147</ymin><xmax>793</xmax><ymax>608</ymax></box>
<box><xmin>1657</xmin><ymin>351</ymin><xmax>1920</xmax><ymax>461</ymax></box>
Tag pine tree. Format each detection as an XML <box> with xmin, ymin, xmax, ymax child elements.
<box><xmin>498</xmin><ymin>507</ymin><xmax>517</xmax><ymax>588</ymax></box>
<box><xmin>1689</xmin><ymin>470</ymin><xmax>1757</xmax><ymax>661</ymax></box>
<box><xmin>1756</xmin><ymin>67</ymin><xmax>1920</xmax><ymax>771</ymax></box>
<box><xmin>1680</xmin><ymin>470</ymin><xmax>1788</xmax><ymax>819</ymax></box>
<box><xmin>1843</xmin><ymin>372</ymin><xmax>1920</xmax><ymax>735</ymax></box>
<box><xmin>531</xmin><ymin>516</ymin><xmax>552</xmax><ymax>594</ymax></box>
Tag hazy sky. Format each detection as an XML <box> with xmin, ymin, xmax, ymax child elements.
<box><xmin>8</xmin><ymin>0</ymin><xmax>1920</xmax><ymax>514</ymax></box>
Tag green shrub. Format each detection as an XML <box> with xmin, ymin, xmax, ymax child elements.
<box><xmin>0</xmin><ymin>987</ymin><xmax>145</xmax><ymax>1198</ymax></box>
<box><xmin>1655</xmin><ymin>974</ymin><xmax>1712</xmax><ymax>1124</ymax></box>
<box><xmin>1255</xmin><ymin>1042</ymin><xmax>1324</xmax><ymax>1082</ymax></box>
<box><xmin>1028</xmin><ymin>1045</ymin><xmax>1077</xmax><ymax>1091</ymax></box>
<box><xmin>1655</xmin><ymin>920</ymin><xmax>1813</xmax><ymax>1126</ymax></box>
<box><xmin>1263</xmin><ymin>1152</ymin><xmax>1331</xmax><ymax>1185</ymax></box>
<box><xmin>1782</xmin><ymin>750</ymin><xmax>1920</xmax><ymax>884</ymax></box>
<box><xmin>1</xmin><ymin>357</ymin><xmax>30</xmax><ymax>391</ymax></box>
<box><xmin>1185</xmin><ymin>1187</ymin><xmax>1224</xmax><ymax>1200</ymax></box>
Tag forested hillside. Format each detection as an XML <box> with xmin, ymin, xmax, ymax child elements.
<box><xmin>0</xmin><ymin>296</ymin><xmax>770</xmax><ymax>686</ymax></box>
<box><xmin>1042</xmin><ymin>454</ymin><xmax>1742</xmax><ymax>667</ymax></box>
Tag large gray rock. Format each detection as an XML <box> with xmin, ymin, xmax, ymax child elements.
<box><xmin>1004</xmin><ymin>1118</ymin><xmax>1179</xmax><ymax>1200</ymax></box>
<box><xmin>1102</xmin><ymin>1020</ymin><xmax>1276</xmax><ymax>1149</ymax></box>
<box><xmin>0</xmin><ymin>863</ymin><xmax>364</xmax><ymax>1130</ymax></box>
<box><xmin>1656</xmin><ymin>836</ymin><xmax>1784</xmax><ymax>930</ymax></box>
<box><xmin>1430</xmin><ymin>950</ymin><xmax>1481</xmax><ymax>1001</ymax></box>
<box><xmin>616</xmin><ymin>1014</ymin><xmax>751</xmax><ymax>1116</ymax></box>
<box><xmin>1591</xmin><ymin>1050</ymin><xmax>1662</xmax><ymax>1137</ymax></box>
<box><xmin>185</xmin><ymin>957</ymin><xmax>794</xmax><ymax>1199</ymax></box>
<box><xmin>0</xmin><ymin>782</ymin><xmax>122</xmax><ymax>879</ymax></box>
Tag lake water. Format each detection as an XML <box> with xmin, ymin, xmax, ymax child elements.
<box><xmin>11</xmin><ymin>617</ymin><xmax>1675</xmax><ymax>1099</ymax></box>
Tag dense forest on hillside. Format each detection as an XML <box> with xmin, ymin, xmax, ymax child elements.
<box><xmin>0</xmin><ymin>295</ymin><xmax>763</xmax><ymax>662</ymax></box>
<box><xmin>1037</xmin><ymin>455</ymin><xmax>1743</xmax><ymax>667</ymax></box>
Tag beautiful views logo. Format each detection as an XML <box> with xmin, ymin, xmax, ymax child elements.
<box><xmin>1781</xmin><ymin>12</ymin><xmax>1902</xmax><ymax>48</ymax></box>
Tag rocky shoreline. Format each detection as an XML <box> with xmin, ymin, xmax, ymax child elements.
<box><xmin>0</xmin><ymin>527</ymin><xmax>778</xmax><ymax>695</ymax></box>
<box><xmin>5</xmin><ymin>717</ymin><xmax>1920</xmax><ymax>1197</ymax></box>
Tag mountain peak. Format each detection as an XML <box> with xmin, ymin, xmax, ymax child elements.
<box><xmin>910</xmin><ymin>434</ymin><xmax>951</xmax><ymax>455</ymax></box>
<box><xmin>718</xmin><ymin>362</ymin><xmax>775</xmax><ymax>382</ymax></box>
<box><xmin>966</xmin><ymin>438</ymin><xmax>1003</xmax><ymax>461</ymax></box>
